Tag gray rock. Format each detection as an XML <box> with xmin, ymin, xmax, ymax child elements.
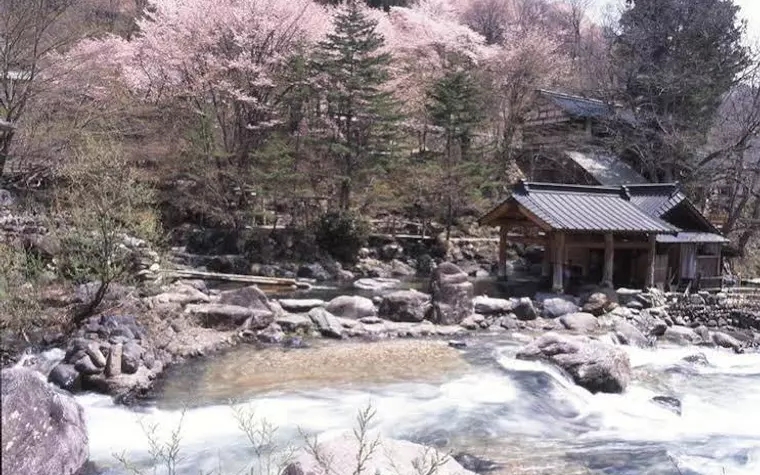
<box><xmin>275</xmin><ymin>314</ymin><xmax>313</xmax><ymax>333</ymax></box>
<box><xmin>105</xmin><ymin>343</ymin><xmax>122</xmax><ymax>378</ymax></box>
<box><xmin>682</xmin><ymin>353</ymin><xmax>709</xmax><ymax>365</ymax></box>
<box><xmin>652</xmin><ymin>395</ymin><xmax>682</xmax><ymax>416</ymax></box>
<box><xmin>661</xmin><ymin>326</ymin><xmax>701</xmax><ymax>345</ymax></box>
<box><xmin>74</xmin><ymin>356</ymin><xmax>101</xmax><ymax>375</ymax></box>
<box><xmin>257</xmin><ymin>323</ymin><xmax>285</xmax><ymax>344</ymax></box>
<box><xmin>48</xmin><ymin>364</ymin><xmax>81</xmax><ymax>392</ymax></box>
<box><xmin>297</xmin><ymin>263</ymin><xmax>331</xmax><ymax>282</ymax></box>
<box><xmin>86</xmin><ymin>343</ymin><xmax>106</xmax><ymax>368</ymax></box>
<box><xmin>218</xmin><ymin>286</ymin><xmax>273</xmax><ymax>312</ymax></box>
<box><xmin>473</xmin><ymin>296</ymin><xmax>514</xmax><ymax>315</ymax></box>
<box><xmin>185</xmin><ymin>303</ymin><xmax>273</xmax><ymax>330</ymax></box>
<box><xmin>121</xmin><ymin>342</ymin><xmax>143</xmax><ymax>375</ymax></box>
<box><xmin>353</xmin><ymin>277</ymin><xmax>401</xmax><ymax>291</ymax></box>
<box><xmin>378</xmin><ymin>290</ymin><xmax>430</xmax><ymax>322</ymax></box>
<box><xmin>499</xmin><ymin>314</ymin><xmax>519</xmax><ymax>330</ymax></box>
<box><xmin>1</xmin><ymin>368</ymin><xmax>89</xmax><ymax>475</ymax></box>
<box><xmin>712</xmin><ymin>332</ymin><xmax>743</xmax><ymax>352</ymax></box>
<box><xmin>390</xmin><ymin>259</ymin><xmax>416</xmax><ymax>277</ymax></box>
<box><xmin>326</xmin><ymin>295</ymin><xmax>377</xmax><ymax>319</ymax></box>
<box><xmin>284</xmin><ymin>430</ymin><xmax>475</xmax><ymax>475</ymax></box>
<box><xmin>613</xmin><ymin>320</ymin><xmax>648</xmax><ymax>347</ymax></box>
<box><xmin>359</xmin><ymin>316</ymin><xmax>383</xmax><ymax>325</ymax></box>
<box><xmin>308</xmin><ymin>308</ymin><xmax>345</xmax><ymax>339</ymax></box>
<box><xmin>516</xmin><ymin>332</ymin><xmax>632</xmax><ymax>393</ymax></box>
<box><xmin>277</xmin><ymin>299</ymin><xmax>325</xmax><ymax>313</ymax></box>
<box><xmin>460</xmin><ymin>314</ymin><xmax>485</xmax><ymax>330</ymax></box>
<box><xmin>428</xmin><ymin>263</ymin><xmax>474</xmax><ymax>325</ymax></box>
<box><xmin>542</xmin><ymin>298</ymin><xmax>579</xmax><ymax>319</ymax></box>
<box><xmin>559</xmin><ymin>312</ymin><xmax>599</xmax><ymax>333</ymax></box>
<box><xmin>616</xmin><ymin>288</ymin><xmax>641</xmax><ymax>306</ymax></box>
<box><xmin>582</xmin><ymin>292</ymin><xmax>612</xmax><ymax>316</ymax></box>
<box><xmin>448</xmin><ymin>340</ymin><xmax>467</xmax><ymax>349</ymax></box>
<box><xmin>513</xmin><ymin>297</ymin><xmax>538</xmax><ymax>321</ymax></box>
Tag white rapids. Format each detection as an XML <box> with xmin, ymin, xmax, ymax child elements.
<box><xmin>77</xmin><ymin>340</ymin><xmax>760</xmax><ymax>475</ymax></box>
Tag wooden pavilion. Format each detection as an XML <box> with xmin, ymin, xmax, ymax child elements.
<box><xmin>479</xmin><ymin>181</ymin><xmax>729</xmax><ymax>292</ymax></box>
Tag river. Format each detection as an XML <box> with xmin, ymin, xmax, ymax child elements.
<box><xmin>77</xmin><ymin>334</ymin><xmax>760</xmax><ymax>475</ymax></box>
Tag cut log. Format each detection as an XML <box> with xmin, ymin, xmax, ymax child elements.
<box><xmin>161</xmin><ymin>269</ymin><xmax>312</xmax><ymax>289</ymax></box>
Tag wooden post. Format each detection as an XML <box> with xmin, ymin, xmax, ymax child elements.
<box><xmin>646</xmin><ymin>233</ymin><xmax>657</xmax><ymax>288</ymax></box>
<box><xmin>602</xmin><ymin>233</ymin><xmax>614</xmax><ymax>288</ymax></box>
<box><xmin>552</xmin><ymin>232</ymin><xmax>565</xmax><ymax>293</ymax></box>
<box><xmin>498</xmin><ymin>225</ymin><xmax>507</xmax><ymax>278</ymax></box>
<box><xmin>542</xmin><ymin>234</ymin><xmax>552</xmax><ymax>278</ymax></box>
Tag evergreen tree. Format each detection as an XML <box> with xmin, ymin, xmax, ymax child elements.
<box><xmin>426</xmin><ymin>67</ymin><xmax>486</xmax><ymax>240</ymax></box>
<box><xmin>612</xmin><ymin>0</ymin><xmax>750</xmax><ymax>181</ymax></box>
<box><xmin>312</xmin><ymin>0</ymin><xmax>399</xmax><ymax>210</ymax></box>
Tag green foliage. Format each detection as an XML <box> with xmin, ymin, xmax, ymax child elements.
<box><xmin>315</xmin><ymin>211</ymin><xmax>370</xmax><ymax>263</ymax></box>
<box><xmin>312</xmin><ymin>0</ymin><xmax>400</xmax><ymax>210</ymax></box>
<box><xmin>425</xmin><ymin>67</ymin><xmax>488</xmax><ymax>239</ymax></box>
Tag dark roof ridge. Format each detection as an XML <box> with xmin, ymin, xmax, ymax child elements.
<box><xmin>519</xmin><ymin>181</ymin><xmax>629</xmax><ymax>198</ymax></box>
<box><xmin>537</xmin><ymin>89</ymin><xmax>607</xmax><ymax>105</ymax></box>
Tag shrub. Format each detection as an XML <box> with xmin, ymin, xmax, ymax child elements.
<box><xmin>0</xmin><ymin>243</ymin><xmax>46</xmax><ymax>333</ymax></box>
<box><xmin>52</xmin><ymin>136</ymin><xmax>159</xmax><ymax>319</ymax></box>
<box><xmin>315</xmin><ymin>211</ymin><xmax>369</xmax><ymax>264</ymax></box>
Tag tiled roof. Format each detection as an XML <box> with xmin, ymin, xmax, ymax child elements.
<box><xmin>538</xmin><ymin>90</ymin><xmax>613</xmax><ymax>119</ymax></box>
<box><xmin>626</xmin><ymin>184</ymin><xmax>685</xmax><ymax>216</ymax></box>
<box><xmin>564</xmin><ymin>151</ymin><xmax>649</xmax><ymax>186</ymax></box>
<box><xmin>481</xmin><ymin>182</ymin><xmax>679</xmax><ymax>233</ymax></box>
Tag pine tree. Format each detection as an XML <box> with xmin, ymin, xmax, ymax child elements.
<box><xmin>612</xmin><ymin>0</ymin><xmax>750</xmax><ymax>182</ymax></box>
<box><xmin>312</xmin><ymin>0</ymin><xmax>399</xmax><ymax>210</ymax></box>
<box><xmin>426</xmin><ymin>67</ymin><xmax>486</xmax><ymax>240</ymax></box>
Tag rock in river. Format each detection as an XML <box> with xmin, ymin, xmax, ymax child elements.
<box><xmin>428</xmin><ymin>263</ymin><xmax>474</xmax><ymax>325</ymax></box>
<box><xmin>378</xmin><ymin>290</ymin><xmax>430</xmax><ymax>322</ymax></box>
<box><xmin>516</xmin><ymin>332</ymin><xmax>631</xmax><ymax>393</ymax></box>
<box><xmin>473</xmin><ymin>295</ymin><xmax>514</xmax><ymax>315</ymax></box>
<box><xmin>284</xmin><ymin>430</ymin><xmax>475</xmax><ymax>475</ymax></box>
<box><xmin>559</xmin><ymin>312</ymin><xmax>599</xmax><ymax>333</ymax></box>
<box><xmin>542</xmin><ymin>297</ymin><xmax>578</xmax><ymax>319</ymax></box>
<box><xmin>326</xmin><ymin>295</ymin><xmax>377</xmax><ymax>320</ymax></box>
<box><xmin>1</xmin><ymin>368</ymin><xmax>89</xmax><ymax>475</ymax></box>
<box><xmin>308</xmin><ymin>308</ymin><xmax>345</xmax><ymax>339</ymax></box>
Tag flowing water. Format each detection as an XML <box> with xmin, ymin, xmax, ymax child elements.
<box><xmin>74</xmin><ymin>335</ymin><xmax>760</xmax><ymax>475</ymax></box>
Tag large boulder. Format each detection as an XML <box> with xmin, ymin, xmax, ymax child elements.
<box><xmin>582</xmin><ymin>292</ymin><xmax>612</xmax><ymax>316</ymax></box>
<box><xmin>1</xmin><ymin>368</ymin><xmax>88</xmax><ymax>475</ymax></box>
<box><xmin>612</xmin><ymin>320</ymin><xmax>649</xmax><ymax>347</ymax></box>
<box><xmin>473</xmin><ymin>296</ymin><xmax>514</xmax><ymax>315</ymax></box>
<box><xmin>297</xmin><ymin>263</ymin><xmax>331</xmax><ymax>282</ymax></box>
<box><xmin>218</xmin><ymin>285</ymin><xmax>274</xmax><ymax>313</ymax></box>
<box><xmin>512</xmin><ymin>297</ymin><xmax>538</xmax><ymax>321</ymax></box>
<box><xmin>712</xmin><ymin>331</ymin><xmax>743</xmax><ymax>352</ymax></box>
<box><xmin>542</xmin><ymin>298</ymin><xmax>579</xmax><ymax>319</ymax></box>
<box><xmin>559</xmin><ymin>312</ymin><xmax>599</xmax><ymax>333</ymax></box>
<box><xmin>378</xmin><ymin>290</ymin><xmax>430</xmax><ymax>322</ymax></box>
<box><xmin>326</xmin><ymin>296</ymin><xmax>377</xmax><ymax>319</ymax></box>
<box><xmin>516</xmin><ymin>333</ymin><xmax>632</xmax><ymax>393</ymax></box>
<box><xmin>284</xmin><ymin>430</ymin><xmax>475</xmax><ymax>475</ymax></box>
<box><xmin>308</xmin><ymin>308</ymin><xmax>345</xmax><ymax>339</ymax></box>
<box><xmin>661</xmin><ymin>326</ymin><xmax>702</xmax><ymax>345</ymax></box>
<box><xmin>185</xmin><ymin>303</ymin><xmax>273</xmax><ymax>330</ymax></box>
<box><xmin>428</xmin><ymin>263</ymin><xmax>473</xmax><ymax>325</ymax></box>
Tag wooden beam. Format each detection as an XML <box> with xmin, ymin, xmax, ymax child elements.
<box><xmin>602</xmin><ymin>233</ymin><xmax>614</xmax><ymax>288</ymax></box>
<box><xmin>646</xmin><ymin>234</ymin><xmax>656</xmax><ymax>288</ymax></box>
<box><xmin>553</xmin><ymin>232</ymin><xmax>565</xmax><ymax>293</ymax></box>
<box><xmin>162</xmin><ymin>269</ymin><xmax>311</xmax><ymax>289</ymax></box>
<box><xmin>498</xmin><ymin>226</ymin><xmax>508</xmax><ymax>278</ymax></box>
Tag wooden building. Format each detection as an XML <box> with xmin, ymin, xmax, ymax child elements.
<box><xmin>517</xmin><ymin>90</ymin><xmax>647</xmax><ymax>186</ymax></box>
<box><xmin>479</xmin><ymin>181</ymin><xmax>729</xmax><ymax>292</ymax></box>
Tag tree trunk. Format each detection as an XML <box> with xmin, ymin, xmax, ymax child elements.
<box><xmin>0</xmin><ymin>130</ymin><xmax>15</xmax><ymax>179</ymax></box>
